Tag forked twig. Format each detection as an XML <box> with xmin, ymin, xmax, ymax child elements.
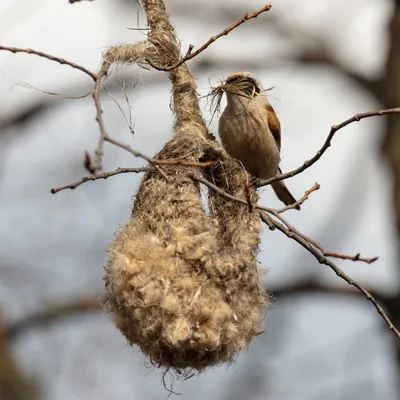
<box><xmin>259</xmin><ymin>212</ymin><xmax>400</xmax><ymax>340</ymax></box>
<box><xmin>276</xmin><ymin>182</ymin><xmax>320</xmax><ymax>213</ymax></box>
<box><xmin>51</xmin><ymin>167</ymin><xmax>152</xmax><ymax>194</ymax></box>
<box><xmin>259</xmin><ymin>108</ymin><xmax>400</xmax><ymax>187</ymax></box>
<box><xmin>147</xmin><ymin>4</ymin><xmax>272</xmax><ymax>71</ymax></box>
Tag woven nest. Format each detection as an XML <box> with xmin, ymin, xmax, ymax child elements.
<box><xmin>104</xmin><ymin>131</ymin><xmax>269</xmax><ymax>374</ymax></box>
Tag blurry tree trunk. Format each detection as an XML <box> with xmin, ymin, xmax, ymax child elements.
<box><xmin>382</xmin><ymin>0</ymin><xmax>400</xmax><ymax>236</ymax></box>
<box><xmin>382</xmin><ymin>0</ymin><xmax>400</xmax><ymax>380</ymax></box>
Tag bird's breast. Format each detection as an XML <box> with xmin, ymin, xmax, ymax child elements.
<box><xmin>218</xmin><ymin>101</ymin><xmax>280</xmax><ymax>179</ymax></box>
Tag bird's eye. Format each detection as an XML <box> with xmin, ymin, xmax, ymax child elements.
<box><xmin>226</xmin><ymin>77</ymin><xmax>240</xmax><ymax>84</ymax></box>
<box><xmin>225</xmin><ymin>76</ymin><xmax>261</xmax><ymax>96</ymax></box>
<box><xmin>243</xmin><ymin>84</ymin><xmax>256</xmax><ymax>96</ymax></box>
<box><xmin>242</xmin><ymin>79</ymin><xmax>260</xmax><ymax>96</ymax></box>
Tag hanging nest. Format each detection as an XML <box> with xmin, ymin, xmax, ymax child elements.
<box><xmin>102</xmin><ymin>0</ymin><xmax>269</xmax><ymax>375</ymax></box>
<box><xmin>104</xmin><ymin>132</ymin><xmax>269</xmax><ymax>374</ymax></box>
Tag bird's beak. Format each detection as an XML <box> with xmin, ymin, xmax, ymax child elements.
<box><xmin>217</xmin><ymin>82</ymin><xmax>231</xmax><ymax>93</ymax></box>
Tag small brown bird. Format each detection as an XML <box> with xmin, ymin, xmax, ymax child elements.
<box><xmin>217</xmin><ymin>71</ymin><xmax>299</xmax><ymax>209</ymax></box>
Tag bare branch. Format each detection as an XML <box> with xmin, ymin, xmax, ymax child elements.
<box><xmin>51</xmin><ymin>160</ymin><xmax>217</xmax><ymax>195</ymax></box>
<box><xmin>50</xmin><ymin>167</ymin><xmax>152</xmax><ymax>194</ymax></box>
<box><xmin>297</xmin><ymin>229</ymin><xmax>378</xmax><ymax>263</ymax></box>
<box><xmin>267</xmin><ymin>205</ymin><xmax>378</xmax><ymax>264</ymax></box>
<box><xmin>259</xmin><ymin>212</ymin><xmax>400</xmax><ymax>340</ymax></box>
<box><xmin>89</xmin><ymin>61</ymin><xmax>217</xmax><ymax>172</ymax></box>
<box><xmin>276</xmin><ymin>182</ymin><xmax>320</xmax><ymax>213</ymax></box>
<box><xmin>92</xmin><ymin>61</ymin><xmax>112</xmax><ymax>171</ymax></box>
<box><xmin>322</xmin><ymin>251</ymin><xmax>378</xmax><ymax>264</ymax></box>
<box><xmin>147</xmin><ymin>4</ymin><xmax>272</xmax><ymax>71</ymax></box>
<box><xmin>195</xmin><ymin>173</ymin><xmax>377</xmax><ymax>264</ymax></box>
<box><xmin>259</xmin><ymin>107</ymin><xmax>400</xmax><ymax>187</ymax></box>
<box><xmin>197</xmin><ymin>171</ymin><xmax>384</xmax><ymax>324</ymax></box>
<box><xmin>195</xmin><ymin>174</ymin><xmax>252</xmax><ymax>206</ymax></box>
<box><xmin>0</xmin><ymin>45</ymin><xmax>97</xmax><ymax>80</ymax></box>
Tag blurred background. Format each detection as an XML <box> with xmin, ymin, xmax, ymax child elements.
<box><xmin>1</xmin><ymin>0</ymin><xmax>400</xmax><ymax>399</ymax></box>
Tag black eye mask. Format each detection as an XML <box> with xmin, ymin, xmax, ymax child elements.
<box><xmin>225</xmin><ymin>76</ymin><xmax>261</xmax><ymax>96</ymax></box>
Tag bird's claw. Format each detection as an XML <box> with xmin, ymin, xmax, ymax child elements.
<box><xmin>250</xmin><ymin>177</ymin><xmax>261</xmax><ymax>188</ymax></box>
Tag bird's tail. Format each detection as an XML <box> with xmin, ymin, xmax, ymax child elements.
<box><xmin>271</xmin><ymin>180</ymin><xmax>300</xmax><ymax>210</ymax></box>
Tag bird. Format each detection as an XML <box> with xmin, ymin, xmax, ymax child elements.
<box><xmin>217</xmin><ymin>71</ymin><xmax>299</xmax><ymax>209</ymax></box>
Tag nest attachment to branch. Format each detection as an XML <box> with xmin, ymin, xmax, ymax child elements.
<box><xmin>104</xmin><ymin>132</ymin><xmax>269</xmax><ymax>374</ymax></box>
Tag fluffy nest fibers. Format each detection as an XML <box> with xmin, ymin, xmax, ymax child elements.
<box><xmin>104</xmin><ymin>133</ymin><xmax>269</xmax><ymax>374</ymax></box>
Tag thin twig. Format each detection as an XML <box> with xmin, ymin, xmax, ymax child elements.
<box><xmin>259</xmin><ymin>107</ymin><xmax>400</xmax><ymax>187</ymax></box>
<box><xmin>195</xmin><ymin>174</ymin><xmax>298</xmax><ymax>217</ymax></box>
<box><xmin>259</xmin><ymin>212</ymin><xmax>400</xmax><ymax>341</ymax></box>
<box><xmin>322</xmin><ymin>251</ymin><xmax>378</xmax><ymax>264</ymax></box>
<box><xmin>147</xmin><ymin>4</ymin><xmax>272</xmax><ymax>71</ymax></box>
<box><xmin>51</xmin><ymin>162</ymin><xmax>216</xmax><ymax>195</ymax></box>
<box><xmin>15</xmin><ymin>81</ymin><xmax>92</xmax><ymax>99</ymax></box>
<box><xmin>0</xmin><ymin>45</ymin><xmax>97</xmax><ymax>80</ymax></box>
<box><xmin>103</xmin><ymin>85</ymin><xmax>134</xmax><ymax>136</ymax></box>
<box><xmin>92</xmin><ymin>60</ymin><xmax>112</xmax><ymax>171</ymax></box>
<box><xmin>90</xmin><ymin>62</ymin><xmax>215</xmax><ymax>172</ymax></box>
<box><xmin>305</xmin><ymin>229</ymin><xmax>379</xmax><ymax>263</ymax></box>
<box><xmin>277</xmin><ymin>182</ymin><xmax>320</xmax><ymax>213</ymax></box>
<box><xmin>194</xmin><ymin>174</ymin><xmax>378</xmax><ymax>265</ymax></box>
<box><xmin>195</xmin><ymin>174</ymin><xmax>250</xmax><ymax>205</ymax></box>
<box><xmin>50</xmin><ymin>167</ymin><xmax>152</xmax><ymax>194</ymax></box>
<box><xmin>268</xmin><ymin>206</ymin><xmax>378</xmax><ymax>264</ymax></box>
<box><xmin>279</xmin><ymin>217</ymin><xmax>379</xmax><ymax>264</ymax></box>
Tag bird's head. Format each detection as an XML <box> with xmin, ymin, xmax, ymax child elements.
<box><xmin>222</xmin><ymin>71</ymin><xmax>264</xmax><ymax>98</ymax></box>
<box><xmin>208</xmin><ymin>72</ymin><xmax>273</xmax><ymax>118</ymax></box>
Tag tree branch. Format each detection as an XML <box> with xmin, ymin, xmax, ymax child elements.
<box><xmin>147</xmin><ymin>4</ymin><xmax>272</xmax><ymax>71</ymax></box>
<box><xmin>259</xmin><ymin>212</ymin><xmax>400</xmax><ymax>340</ymax></box>
<box><xmin>91</xmin><ymin>61</ymin><xmax>112</xmax><ymax>171</ymax></box>
<box><xmin>259</xmin><ymin>108</ymin><xmax>400</xmax><ymax>187</ymax></box>
<box><xmin>276</xmin><ymin>182</ymin><xmax>320</xmax><ymax>213</ymax></box>
<box><xmin>0</xmin><ymin>46</ymin><xmax>97</xmax><ymax>80</ymax></box>
<box><xmin>195</xmin><ymin>174</ymin><xmax>378</xmax><ymax>265</ymax></box>
<box><xmin>63</xmin><ymin>164</ymin><xmax>377</xmax><ymax>266</ymax></box>
<box><xmin>50</xmin><ymin>167</ymin><xmax>152</xmax><ymax>194</ymax></box>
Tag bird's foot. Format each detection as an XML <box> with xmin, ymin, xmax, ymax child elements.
<box><xmin>250</xmin><ymin>177</ymin><xmax>261</xmax><ymax>188</ymax></box>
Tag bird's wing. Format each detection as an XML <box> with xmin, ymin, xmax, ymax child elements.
<box><xmin>265</xmin><ymin>104</ymin><xmax>281</xmax><ymax>150</ymax></box>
